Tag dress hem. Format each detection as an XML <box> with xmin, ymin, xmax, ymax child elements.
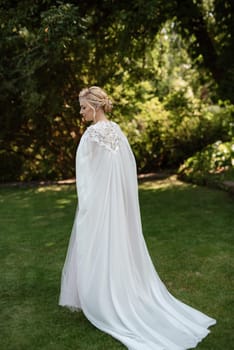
<box><xmin>59</xmin><ymin>303</ymin><xmax>82</xmax><ymax>313</ymax></box>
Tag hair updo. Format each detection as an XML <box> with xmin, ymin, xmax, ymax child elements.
<box><xmin>79</xmin><ymin>86</ymin><xmax>113</xmax><ymax>113</ymax></box>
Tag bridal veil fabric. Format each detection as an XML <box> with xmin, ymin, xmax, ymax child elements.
<box><xmin>59</xmin><ymin>120</ymin><xmax>216</xmax><ymax>350</ymax></box>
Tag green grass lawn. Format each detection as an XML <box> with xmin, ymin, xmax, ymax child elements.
<box><xmin>0</xmin><ymin>176</ymin><xmax>233</xmax><ymax>350</ymax></box>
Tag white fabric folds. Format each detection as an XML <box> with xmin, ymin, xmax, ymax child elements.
<box><xmin>59</xmin><ymin>120</ymin><xmax>216</xmax><ymax>350</ymax></box>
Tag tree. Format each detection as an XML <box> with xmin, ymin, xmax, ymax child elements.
<box><xmin>0</xmin><ymin>0</ymin><xmax>233</xmax><ymax>181</ymax></box>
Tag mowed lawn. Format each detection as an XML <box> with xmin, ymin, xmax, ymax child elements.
<box><xmin>0</xmin><ymin>175</ymin><xmax>233</xmax><ymax>350</ymax></box>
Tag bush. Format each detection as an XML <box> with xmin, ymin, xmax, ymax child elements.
<box><xmin>119</xmin><ymin>96</ymin><xmax>169</xmax><ymax>172</ymax></box>
<box><xmin>117</xmin><ymin>89</ymin><xmax>234</xmax><ymax>173</ymax></box>
<box><xmin>0</xmin><ymin>151</ymin><xmax>23</xmax><ymax>182</ymax></box>
<box><xmin>178</xmin><ymin>140</ymin><xmax>234</xmax><ymax>187</ymax></box>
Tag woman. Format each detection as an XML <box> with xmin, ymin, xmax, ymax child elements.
<box><xmin>59</xmin><ymin>86</ymin><xmax>216</xmax><ymax>350</ymax></box>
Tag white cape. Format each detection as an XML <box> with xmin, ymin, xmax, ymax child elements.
<box><xmin>59</xmin><ymin>120</ymin><xmax>216</xmax><ymax>350</ymax></box>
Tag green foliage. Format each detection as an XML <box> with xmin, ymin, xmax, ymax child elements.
<box><xmin>119</xmin><ymin>95</ymin><xmax>168</xmax><ymax>172</ymax></box>
<box><xmin>178</xmin><ymin>140</ymin><xmax>234</xmax><ymax>187</ymax></box>
<box><xmin>0</xmin><ymin>1</ymin><xmax>234</xmax><ymax>181</ymax></box>
<box><xmin>0</xmin><ymin>2</ymin><xmax>89</xmax><ymax>181</ymax></box>
<box><xmin>113</xmin><ymin>78</ymin><xmax>233</xmax><ymax>173</ymax></box>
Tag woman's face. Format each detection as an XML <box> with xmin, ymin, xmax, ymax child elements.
<box><xmin>79</xmin><ymin>99</ymin><xmax>94</xmax><ymax>122</ymax></box>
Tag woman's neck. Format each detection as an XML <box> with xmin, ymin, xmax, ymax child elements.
<box><xmin>93</xmin><ymin>110</ymin><xmax>108</xmax><ymax>124</ymax></box>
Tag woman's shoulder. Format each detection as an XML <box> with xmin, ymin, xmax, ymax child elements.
<box><xmin>84</xmin><ymin>120</ymin><xmax>122</xmax><ymax>151</ymax></box>
<box><xmin>87</xmin><ymin>120</ymin><xmax>119</xmax><ymax>130</ymax></box>
<box><xmin>85</xmin><ymin>120</ymin><xmax>120</xmax><ymax>136</ymax></box>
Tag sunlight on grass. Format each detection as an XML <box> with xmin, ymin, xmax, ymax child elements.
<box><xmin>36</xmin><ymin>185</ymin><xmax>68</xmax><ymax>192</ymax></box>
<box><xmin>0</xmin><ymin>178</ymin><xmax>233</xmax><ymax>350</ymax></box>
<box><xmin>139</xmin><ymin>174</ymin><xmax>189</xmax><ymax>190</ymax></box>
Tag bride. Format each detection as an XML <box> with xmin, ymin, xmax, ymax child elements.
<box><xmin>59</xmin><ymin>86</ymin><xmax>216</xmax><ymax>350</ymax></box>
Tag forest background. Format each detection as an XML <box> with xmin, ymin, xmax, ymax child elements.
<box><xmin>0</xmin><ymin>0</ymin><xmax>233</xmax><ymax>184</ymax></box>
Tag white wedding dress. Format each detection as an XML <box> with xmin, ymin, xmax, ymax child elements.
<box><xmin>59</xmin><ymin>120</ymin><xmax>216</xmax><ymax>350</ymax></box>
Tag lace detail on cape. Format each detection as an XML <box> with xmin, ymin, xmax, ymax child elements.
<box><xmin>86</xmin><ymin>121</ymin><xmax>120</xmax><ymax>152</ymax></box>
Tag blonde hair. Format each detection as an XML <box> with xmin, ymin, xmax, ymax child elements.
<box><xmin>79</xmin><ymin>86</ymin><xmax>113</xmax><ymax>113</ymax></box>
